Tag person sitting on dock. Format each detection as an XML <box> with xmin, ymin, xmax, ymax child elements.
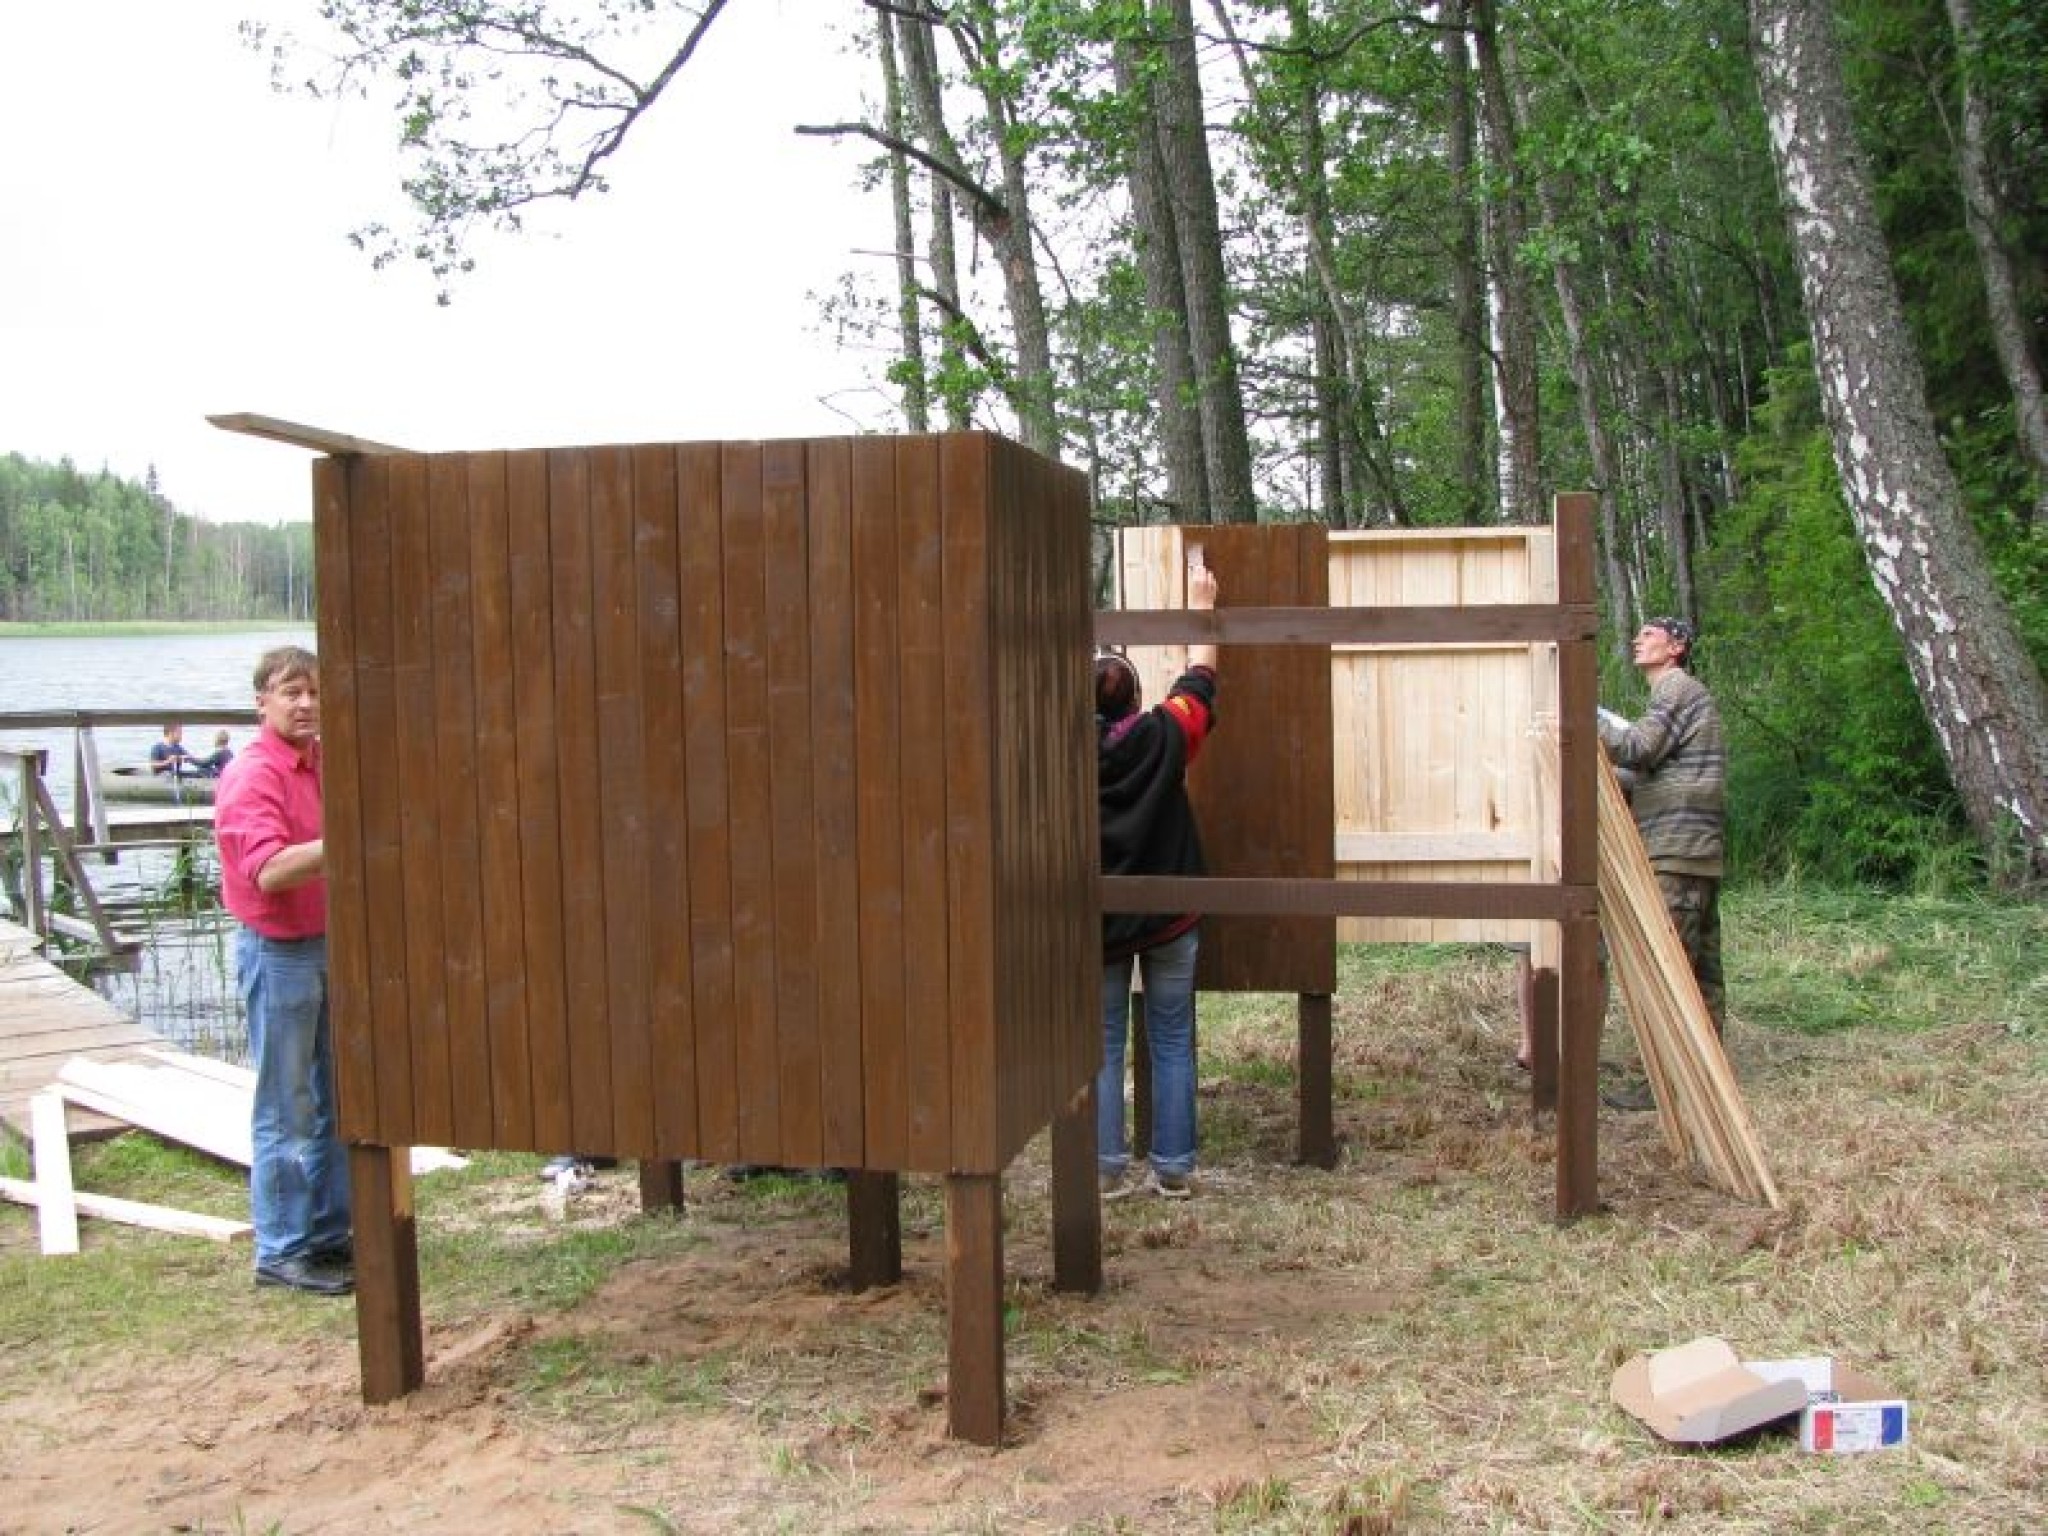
<box><xmin>150</xmin><ymin>723</ymin><xmax>203</xmax><ymax>777</ymax></box>
<box><xmin>197</xmin><ymin>729</ymin><xmax>235</xmax><ymax>776</ymax></box>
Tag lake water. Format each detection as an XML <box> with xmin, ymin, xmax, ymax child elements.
<box><xmin>0</xmin><ymin>629</ymin><xmax>315</xmax><ymax>1057</ymax></box>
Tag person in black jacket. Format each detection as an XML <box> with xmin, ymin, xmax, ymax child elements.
<box><xmin>1096</xmin><ymin>561</ymin><xmax>1219</xmax><ymax>1200</ymax></box>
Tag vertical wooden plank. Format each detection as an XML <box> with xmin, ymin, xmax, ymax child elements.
<box><xmin>429</xmin><ymin>453</ymin><xmax>490</xmax><ymax>1149</ymax></box>
<box><xmin>680</xmin><ymin>442</ymin><xmax>738</xmax><ymax>1162</ymax></box>
<box><xmin>940</xmin><ymin>434</ymin><xmax>995</xmax><ymax>1171</ymax></box>
<box><xmin>467</xmin><ymin>452</ymin><xmax>533</xmax><ymax>1149</ymax></box>
<box><xmin>590</xmin><ymin>445</ymin><xmax>651</xmax><ymax>1158</ymax></box>
<box><xmin>349</xmin><ymin>1143</ymin><xmax>423</xmax><ymax>1404</ymax></box>
<box><xmin>720</xmin><ymin>442</ymin><xmax>779</xmax><ymax>1164</ymax></box>
<box><xmin>945</xmin><ymin>1172</ymin><xmax>1006</xmax><ymax>1445</ymax></box>
<box><xmin>549</xmin><ymin>449</ymin><xmax>611</xmax><ymax>1154</ymax></box>
<box><xmin>807</xmin><ymin>439</ymin><xmax>865</xmax><ymax>1168</ymax></box>
<box><xmin>363</xmin><ymin>455</ymin><xmax>422</xmax><ymax>1144</ymax></box>
<box><xmin>762</xmin><ymin>438</ymin><xmax>822</xmax><ymax>1167</ymax></box>
<box><xmin>507</xmin><ymin>450</ymin><xmax>572</xmax><ymax>1153</ymax></box>
<box><xmin>897</xmin><ymin>438</ymin><xmax>952</xmax><ymax>1170</ymax></box>
<box><xmin>845</xmin><ymin>1170</ymin><xmax>902</xmax><ymax>1290</ymax></box>
<box><xmin>851</xmin><ymin>437</ymin><xmax>908</xmax><ymax>1169</ymax></box>
<box><xmin>314</xmin><ymin>458</ymin><xmax>376</xmax><ymax>1141</ymax></box>
<box><xmin>1297</xmin><ymin>992</ymin><xmax>1335</xmax><ymax>1167</ymax></box>
<box><xmin>30</xmin><ymin>1091</ymin><xmax>79</xmax><ymax>1255</ymax></box>
<box><xmin>1530</xmin><ymin>961</ymin><xmax>1560</xmax><ymax>1114</ymax></box>
<box><xmin>1049</xmin><ymin>1082</ymin><xmax>1101</xmax><ymax>1294</ymax></box>
<box><xmin>1553</xmin><ymin>492</ymin><xmax>1602</xmax><ymax>1217</ymax></box>
<box><xmin>636</xmin><ymin>444</ymin><xmax>696</xmax><ymax>1158</ymax></box>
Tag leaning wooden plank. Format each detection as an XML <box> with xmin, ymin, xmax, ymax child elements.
<box><xmin>139</xmin><ymin>1046</ymin><xmax>256</xmax><ymax>1091</ymax></box>
<box><xmin>56</xmin><ymin>1056</ymin><xmax>255</xmax><ymax>1165</ymax></box>
<box><xmin>31</xmin><ymin>1091</ymin><xmax>80</xmax><ymax>1255</ymax></box>
<box><xmin>0</xmin><ymin>1176</ymin><xmax>251</xmax><ymax>1243</ymax></box>
<box><xmin>1595</xmin><ymin>755</ymin><xmax>1780</xmax><ymax>1207</ymax></box>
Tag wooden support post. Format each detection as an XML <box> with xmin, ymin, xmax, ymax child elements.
<box><xmin>944</xmin><ymin>1172</ymin><xmax>1005</xmax><ymax>1446</ymax></box>
<box><xmin>637</xmin><ymin>1158</ymin><xmax>685</xmax><ymax>1213</ymax></box>
<box><xmin>1552</xmin><ymin>491</ymin><xmax>1601</xmax><ymax>1218</ymax></box>
<box><xmin>1517</xmin><ymin>954</ymin><xmax>1559</xmax><ymax>1113</ymax></box>
<box><xmin>1556</xmin><ymin>917</ymin><xmax>1602</xmax><ymax>1216</ymax></box>
<box><xmin>1049</xmin><ymin>1081</ymin><xmax>1101</xmax><ymax>1295</ymax></box>
<box><xmin>1297</xmin><ymin>992</ymin><xmax>1335</xmax><ymax>1167</ymax></box>
<box><xmin>846</xmin><ymin>1170</ymin><xmax>902</xmax><ymax>1291</ymax></box>
<box><xmin>350</xmin><ymin>1143</ymin><xmax>423</xmax><ymax>1403</ymax></box>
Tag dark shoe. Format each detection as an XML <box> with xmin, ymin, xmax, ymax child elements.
<box><xmin>1600</xmin><ymin>1078</ymin><xmax>1657</xmax><ymax>1112</ymax></box>
<box><xmin>255</xmin><ymin>1255</ymin><xmax>354</xmax><ymax>1296</ymax></box>
<box><xmin>312</xmin><ymin>1237</ymin><xmax>353</xmax><ymax>1266</ymax></box>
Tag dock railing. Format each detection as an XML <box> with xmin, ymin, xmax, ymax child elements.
<box><xmin>0</xmin><ymin>709</ymin><xmax>256</xmax><ymax>967</ymax></box>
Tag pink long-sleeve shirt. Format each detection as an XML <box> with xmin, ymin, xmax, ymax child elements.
<box><xmin>214</xmin><ymin>726</ymin><xmax>326</xmax><ymax>939</ymax></box>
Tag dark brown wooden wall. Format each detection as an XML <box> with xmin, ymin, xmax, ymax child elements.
<box><xmin>315</xmin><ymin>432</ymin><xmax>1096</xmax><ymax>1175</ymax></box>
<box><xmin>1183</xmin><ymin>524</ymin><xmax>1337</xmax><ymax>995</ymax></box>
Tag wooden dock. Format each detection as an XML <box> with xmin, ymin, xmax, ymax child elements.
<box><xmin>0</xmin><ymin>917</ymin><xmax>164</xmax><ymax>1140</ymax></box>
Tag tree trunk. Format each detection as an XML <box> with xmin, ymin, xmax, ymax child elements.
<box><xmin>1115</xmin><ymin>38</ymin><xmax>1208</xmax><ymax>522</ymax></box>
<box><xmin>899</xmin><ymin>15</ymin><xmax>969</xmax><ymax>430</ymax></box>
<box><xmin>1152</xmin><ymin>0</ymin><xmax>1255</xmax><ymax>522</ymax></box>
<box><xmin>1472</xmin><ymin>0</ymin><xmax>1543</xmax><ymax>524</ymax></box>
<box><xmin>877</xmin><ymin>10</ymin><xmax>929</xmax><ymax>432</ymax></box>
<box><xmin>1442</xmin><ymin>0</ymin><xmax>1489</xmax><ymax>524</ymax></box>
<box><xmin>1943</xmin><ymin>0</ymin><xmax>2048</xmax><ymax>525</ymax></box>
<box><xmin>1752</xmin><ymin>0</ymin><xmax>2048</xmax><ymax>886</ymax></box>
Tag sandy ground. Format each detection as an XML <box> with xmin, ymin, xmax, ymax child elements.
<box><xmin>8</xmin><ymin>1166</ymin><xmax>1387</xmax><ymax>1535</ymax></box>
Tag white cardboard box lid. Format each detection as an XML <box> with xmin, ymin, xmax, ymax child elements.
<box><xmin>1610</xmin><ymin>1337</ymin><xmax>1812</xmax><ymax>1443</ymax></box>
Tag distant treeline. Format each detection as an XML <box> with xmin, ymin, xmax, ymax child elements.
<box><xmin>0</xmin><ymin>453</ymin><xmax>314</xmax><ymax>623</ymax></box>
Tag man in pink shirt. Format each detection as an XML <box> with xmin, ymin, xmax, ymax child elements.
<box><xmin>214</xmin><ymin>646</ymin><xmax>352</xmax><ymax>1296</ymax></box>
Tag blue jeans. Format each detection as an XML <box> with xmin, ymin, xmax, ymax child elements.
<box><xmin>1097</xmin><ymin>927</ymin><xmax>1199</xmax><ymax>1179</ymax></box>
<box><xmin>238</xmin><ymin>929</ymin><xmax>351</xmax><ymax>1266</ymax></box>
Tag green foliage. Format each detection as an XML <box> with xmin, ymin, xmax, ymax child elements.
<box><xmin>0</xmin><ymin>452</ymin><xmax>312</xmax><ymax>622</ymax></box>
<box><xmin>1700</xmin><ymin>363</ymin><xmax>1977</xmax><ymax>886</ymax></box>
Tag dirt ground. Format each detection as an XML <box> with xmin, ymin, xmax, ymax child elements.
<box><xmin>11</xmin><ymin>993</ymin><xmax>2045</xmax><ymax>1534</ymax></box>
<box><xmin>9</xmin><ymin>1168</ymin><xmax>1388</xmax><ymax>1535</ymax></box>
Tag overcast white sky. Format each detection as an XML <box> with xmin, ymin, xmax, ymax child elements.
<box><xmin>0</xmin><ymin>1</ymin><xmax>893</xmax><ymax>525</ymax></box>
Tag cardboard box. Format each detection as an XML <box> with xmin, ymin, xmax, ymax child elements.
<box><xmin>1611</xmin><ymin>1337</ymin><xmax>1908</xmax><ymax>1453</ymax></box>
<box><xmin>1746</xmin><ymin>1356</ymin><xmax>1910</xmax><ymax>1454</ymax></box>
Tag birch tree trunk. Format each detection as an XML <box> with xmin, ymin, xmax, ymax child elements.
<box><xmin>1752</xmin><ymin>0</ymin><xmax>2048</xmax><ymax>886</ymax></box>
<box><xmin>1471</xmin><ymin>0</ymin><xmax>1544</xmax><ymax>523</ymax></box>
<box><xmin>1442</xmin><ymin>0</ymin><xmax>1490</xmax><ymax>525</ymax></box>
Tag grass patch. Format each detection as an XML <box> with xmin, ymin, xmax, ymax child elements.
<box><xmin>2</xmin><ymin>880</ymin><xmax>2044</xmax><ymax>1531</ymax></box>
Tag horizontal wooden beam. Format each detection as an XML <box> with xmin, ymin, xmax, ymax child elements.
<box><xmin>207</xmin><ymin>412</ymin><xmax>410</xmax><ymax>457</ymax></box>
<box><xmin>0</xmin><ymin>709</ymin><xmax>259</xmax><ymax>732</ymax></box>
<box><xmin>1094</xmin><ymin>603</ymin><xmax>1598</xmax><ymax>648</ymax></box>
<box><xmin>1103</xmin><ymin>874</ymin><xmax>1596</xmax><ymax>922</ymax></box>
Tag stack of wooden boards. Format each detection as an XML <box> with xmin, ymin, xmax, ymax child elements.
<box><xmin>3</xmin><ymin>1050</ymin><xmax>467</xmax><ymax>1255</ymax></box>
<box><xmin>1597</xmin><ymin>752</ymin><xmax>1780</xmax><ymax>1208</ymax></box>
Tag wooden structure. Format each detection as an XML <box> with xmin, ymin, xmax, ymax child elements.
<box><xmin>0</xmin><ymin>916</ymin><xmax>160</xmax><ymax>1140</ymax></box>
<box><xmin>302</xmin><ymin>428</ymin><xmax>1099</xmax><ymax>1445</ymax></box>
<box><xmin>1108</xmin><ymin>525</ymin><xmax>1338</xmax><ymax>1161</ymax></box>
<box><xmin>1100</xmin><ymin>497</ymin><xmax>1604</xmax><ymax>1215</ymax></box>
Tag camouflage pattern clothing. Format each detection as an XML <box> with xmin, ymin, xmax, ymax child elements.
<box><xmin>1601</xmin><ymin>668</ymin><xmax>1727</xmax><ymax>1031</ymax></box>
